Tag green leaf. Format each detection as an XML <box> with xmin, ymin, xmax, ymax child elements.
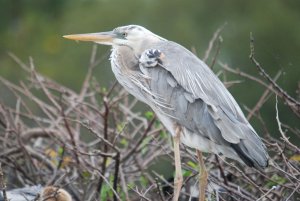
<box><xmin>117</xmin><ymin>122</ymin><xmax>126</xmax><ymax>132</ymax></box>
<box><xmin>140</xmin><ymin>175</ymin><xmax>149</xmax><ymax>187</ymax></box>
<box><xmin>120</xmin><ymin>138</ymin><xmax>128</xmax><ymax>146</ymax></box>
<box><xmin>265</xmin><ymin>174</ymin><xmax>287</xmax><ymax>188</ymax></box>
<box><xmin>182</xmin><ymin>169</ymin><xmax>192</xmax><ymax>177</ymax></box>
<box><xmin>144</xmin><ymin>111</ymin><xmax>154</xmax><ymax>120</ymax></box>
<box><xmin>57</xmin><ymin>147</ymin><xmax>64</xmax><ymax>156</ymax></box>
<box><xmin>127</xmin><ymin>182</ymin><xmax>135</xmax><ymax>189</ymax></box>
<box><xmin>100</xmin><ymin>184</ymin><xmax>109</xmax><ymax>200</ymax></box>
<box><xmin>102</xmin><ymin>87</ymin><xmax>107</xmax><ymax>93</ymax></box>
<box><xmin>159</xmin><ymin>130</ymin><xmax>167</xmax><ymax>138</ymax></box>
<box><xmin>187</xmin><ymin>161</ymin><xmax>197</xmax><ymax>169</ymax></box>
<box><xmin>82</xmin><ymin>171</ymin><xmax>91</xmax><ymax>179</ymax></box>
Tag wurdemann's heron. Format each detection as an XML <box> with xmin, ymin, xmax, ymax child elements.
<box><xmin>64</xmin><ymin>25</ymin><xmax>269</xmax><ymax>201</ymax></box>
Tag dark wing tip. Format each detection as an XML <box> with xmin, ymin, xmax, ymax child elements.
<box><xmin>231</xmin><ymin>143</ymin><xmax>269</xmax><ymax>169</ymax></box>
<box><xmin>231</xmin><ymin>143</ymin><xmax>255</xmax><ymax>167</ymax></box>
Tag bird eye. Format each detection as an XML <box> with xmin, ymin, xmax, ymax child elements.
<box><xmin>122</xmin><ymin>32</ymin><xmax>127</xmax><ymax>37</ymax></box>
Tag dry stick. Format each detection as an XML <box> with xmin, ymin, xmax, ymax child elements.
<box><xmin>0</xmin><ymin>78</ymin><xmax>56</xmax><ymax>125</ymax></box>
<box><xmin>219</xmin><ymin>62</ymin><xmax>276</xmax><ymax>92</ymax></box>
<box><xmin>281</xmin><ymin>123</ymin><xmax>300</xmax><ymax>139</ymax></box>
<box><xmin>48</xmin><ymin>81</ymin><xmax>100</xmax><ymax>131</ymax></box>
<box><xmin>285</xmin><ymin>182</ymin><xmax>300</xmax><ymax>201</ymax></box>
<box><xmin>247</xmin><ymin>71</ymin><xmax>281</xmax><ymax>120</ymax></box>
<box><xmin>256</xmin><ymin>186</ymin><xmax>277</xmax><ymax>201</ymax></box>
<box><xmin>0</xmin><ymin>163</ymin><xmax>8</xmax><ymax>201</ymax></box>
<box><xmin>0</xmin><ymin>111</ymin><xmax>6</xmax><ymax>129</ymax></box>
<box><xmin>129</xmin><ymin>186</ymin><xmax>152</xmax><ymax>201</ymax></box>
<box><xmin>210</xmin><ymin>36</ymin><xmax>223</xmax><ymax>70</ymax></box>
<box><xmin>249</xmin><ymin>33</ymin><xmax>300</xmax><ymax>116</ymax></box>
<box><xmin>66</xmin><ymin>146</ymin><xmax>116</xmax><ymax>158</ymax></box>
<box><xmin>142</xmin><ymin>183</ymin><xmax>157</xmax><ymax>199</ymax></box>
<box><xmin>82</xmin><ymin>158</ymin><xmax>122</xmax><ymax>201</ymax></box>
<box><xmin>15</xmin><ymin>127</ymin><xmax>42</xmax><ymax>183</ymax></box>
<box><xmin>14</xmin><ymin>98</ymin><xmax>21</xmax><ymax>126</ymax></box>
<box><xmin>19</xmin><ymin>81</ymin><xmax>57</xmax><ymax>120</ymax></box>
<box><xmin>203</xmin><ymin>22</ymin><xmax>227</xmax><ymax>62</ymax></box>
<box><xmin>119</xmin><ymin>164</ymin><xmax>130</xmax><ymax>201</ymax></box>
<box><xmin>271</xmin><ymin>123</ymin><xmax>300</xmax><ymax>176</ymax></box>
<box><xmin>11</xmin><ymin>97</ymin><xmax>34</xmax><ymax>175</ymax></box>
<box><xmin>2</xmin><ymin>53</ymin><xmax>164</xmax><ymax>199</ymax></box>
<box><xmin>155</xmin><ymin>177</ymin><xmax>165</xmax><ymax>201</ymax></box>
<box><xmin>1</xmin><ymin>157</ymin><xmax>34</xmax><ymax>184</ymax></box>
<box><xmin>8</xmin><ymin>52</ymin><xmax>31</xmax><ymax>72</ymax></box>
<box><xmin>0</xmin><ymin>105</ymin><xmax>14</xmax><ymax>149</ymax></box>
<box><xmin>79</xmin><ymin>44</ymin><xmax>98</xmax><ymax>99</ymax></box>
<box><xmin>0</xmin><ymin>76</ymin><xmax>56</xmax><ymax>115</ymax></box>
<box><xmin>29</xmin><ymin>57</ymin><xmax>61</xmax><ymax>111</ymax></box>
<box><xmin>209</xmin><ymin>176</ymin><xmax>255</xmax><ymax>201</ymax></box>
<box><xmin>112</xmin><ymin>152</ymin><xmax>120</xmax><ymax>201</ymax></box>
<box><xmin>6</xmin><ymin>54</ymin><xmax>69</xmax><ymax>117</ymax></box>
<box><xmin>218</xmin><ymin>158</ymin><xmax>270</xmax><ymax>199</ymax></box>
<box><xmin>253</xmin><ymin>169</ymin><xmax>295</xmax><ymax>191</ymax></box>
<box><xmin>121</xmin><ymin>117</ymin><xmax>156</xmax><ymax>163</ymax></box>
<box><xmin>214</xmin><ymin>155</ymin><xmax>228</xmax><ymax>186</ymax></box>
<box><xmin>81</xmin><ymin>121</ymin><xmax>119</xmax><ymax>153</ymax></box>
<box><xmin>96</xmin><ymin>96</ymin><xmax>110</xmax><ymax>196</ymax></box>
<box><xmin>275</xmin><ymin>96</ymin><xmax>300</xmax><ymax>153</ymax></box>
<box><xmin>61</xmin><ymin>106</ymin><xmax>81</xmax><ymax>166</ymax></box>
<box><xmin>75</xmin><ymin>45</ymin><xmax>98</xmax><ymax>139</ymax></box>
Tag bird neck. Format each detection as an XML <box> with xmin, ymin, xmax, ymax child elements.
<box><xmin>111</xmin><ymin>46</ymin><xmax>139</xmax><ymax>70</ymax></box>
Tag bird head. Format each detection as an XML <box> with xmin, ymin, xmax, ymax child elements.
<box><xmin>40</xmin><ymin>186</ymin><xmax>72</xmax><ymax>201</ymax></box>
<box><xmin>63</xmin><ymin>25</ymin><xmax>165</xmax><ymax>51</ymax></box>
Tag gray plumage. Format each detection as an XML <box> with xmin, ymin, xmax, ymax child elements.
<box><xmin>64</xmin><ymin>25</ymin><xmax>269</xmax><ymax>169</ymax></box>
<box><xmin>0</xmin><ymin>185</ymin><xmax>43</xmax><ymax>201</ymax></box>
<box><xmin>0</xmin><ymin>185</ymin><xmax>72</xmax><ymax>201</ymax></box>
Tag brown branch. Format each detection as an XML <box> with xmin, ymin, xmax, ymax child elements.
<box><xmin>203</xmin><ymin>22</ymin><xmax>227</xmax><ymax>62</ymax></box>
<box><xmin>275</xmin><ymin>96</ymin><xmax>300</xmax><ymax>153</ymax></box>
<box><xmin>112</xmin><ymin>152</ymin><xmax>120</xmax><ymax>201</ymax></box>
<box><xmin>247</xmin><ymin>71</ymin><xmax>282</xmax><ymax>120</ymax></box>
<box><xmin>210</xmin><ymin>36</ymin><xmax>223</xmax><ymax>69</ymax></box>
<box><xmin>96</xmin><ymin>96</ymin><xmax>110</xmax><ymax>195</ymax></box>
<box><xmin>215</xmin><ymin>155</ymin><xmax>228</xmax><ymax>186</ymax></box>
<box><xmin>249</xmin><ymin>33</ymin><xmax>300</xmax><ymax>116</ymax></box>
<box><xmin>61</xmin><ymin>105</ymin><xmax>81</xmax><ymax>166</ymax></box>
<box><xmin>121</xmin><ymin>117</ymin><xmax>156</xmax><ymax>163</ymax></box>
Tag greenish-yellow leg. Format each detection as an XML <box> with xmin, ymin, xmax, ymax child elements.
<box><xmin>173</xmin><ymin>126</ymin><xmax>183</xmax><ymax>201</ymax></box>
<box><xmin>197</xmin><ymin>150</ymin><xmax>208</xmax><ymax>201</ymax></box>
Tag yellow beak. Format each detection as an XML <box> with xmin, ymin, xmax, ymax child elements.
<box><xmin>63</xmin><ymin>31</ymin><xmax>117</xmax><ymax>44</ymax></box>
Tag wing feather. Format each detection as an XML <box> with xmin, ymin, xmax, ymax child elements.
<box><xmin>152</xmin><ymin>41</ymin><xmax>249</xmax><ymax>143</ymax></box>
<box><xmin>137</xmin><ymin>41</ymin><xmax>268</xmax><ymax>168</ymax></box>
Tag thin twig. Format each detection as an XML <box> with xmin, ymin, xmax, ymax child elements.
<box><xmin>249</xmin><ymin>33</ymin><xmax>300</xmax><ymax>116</ymax></box>
<box><xmin>203</xmin><ymin>22</ymin><xmax>227</xmax><ymax>62</ymax></box>
<box><xmin>275</xmin><ymin>96</ymin><xmax>300</xmax><ymax>153</ymax></box>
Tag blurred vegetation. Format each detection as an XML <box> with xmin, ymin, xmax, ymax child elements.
<box><xmin>0</xmin><ymin>0</ymin><xmax>300</xmax><ymax>139</ymax></box>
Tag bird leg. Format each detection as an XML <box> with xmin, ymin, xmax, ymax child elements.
<box><xmin>196</xmin><ymin>150</ymin><xmax>208</xmax><ymax>201</ymax></box>
<box><xmin>173</xmin><ymin>126</ymin><xmax>183</xmax><ymax>201</ymax></box>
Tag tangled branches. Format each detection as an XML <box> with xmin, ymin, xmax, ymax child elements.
<box><xmin>0</xmin><ymin>34</ymin><xmax>299</xmax><ymax>201</ymax></box>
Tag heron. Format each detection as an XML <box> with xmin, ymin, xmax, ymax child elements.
<box><xmin>64</xmin><ymin>25</ymin><xmax>269</xmax><ymax>201</ymax></box>
<box><xmin>0</xmin><ymin>185</ymin><xmax>73</xmax><ymax>201</ymax></box>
